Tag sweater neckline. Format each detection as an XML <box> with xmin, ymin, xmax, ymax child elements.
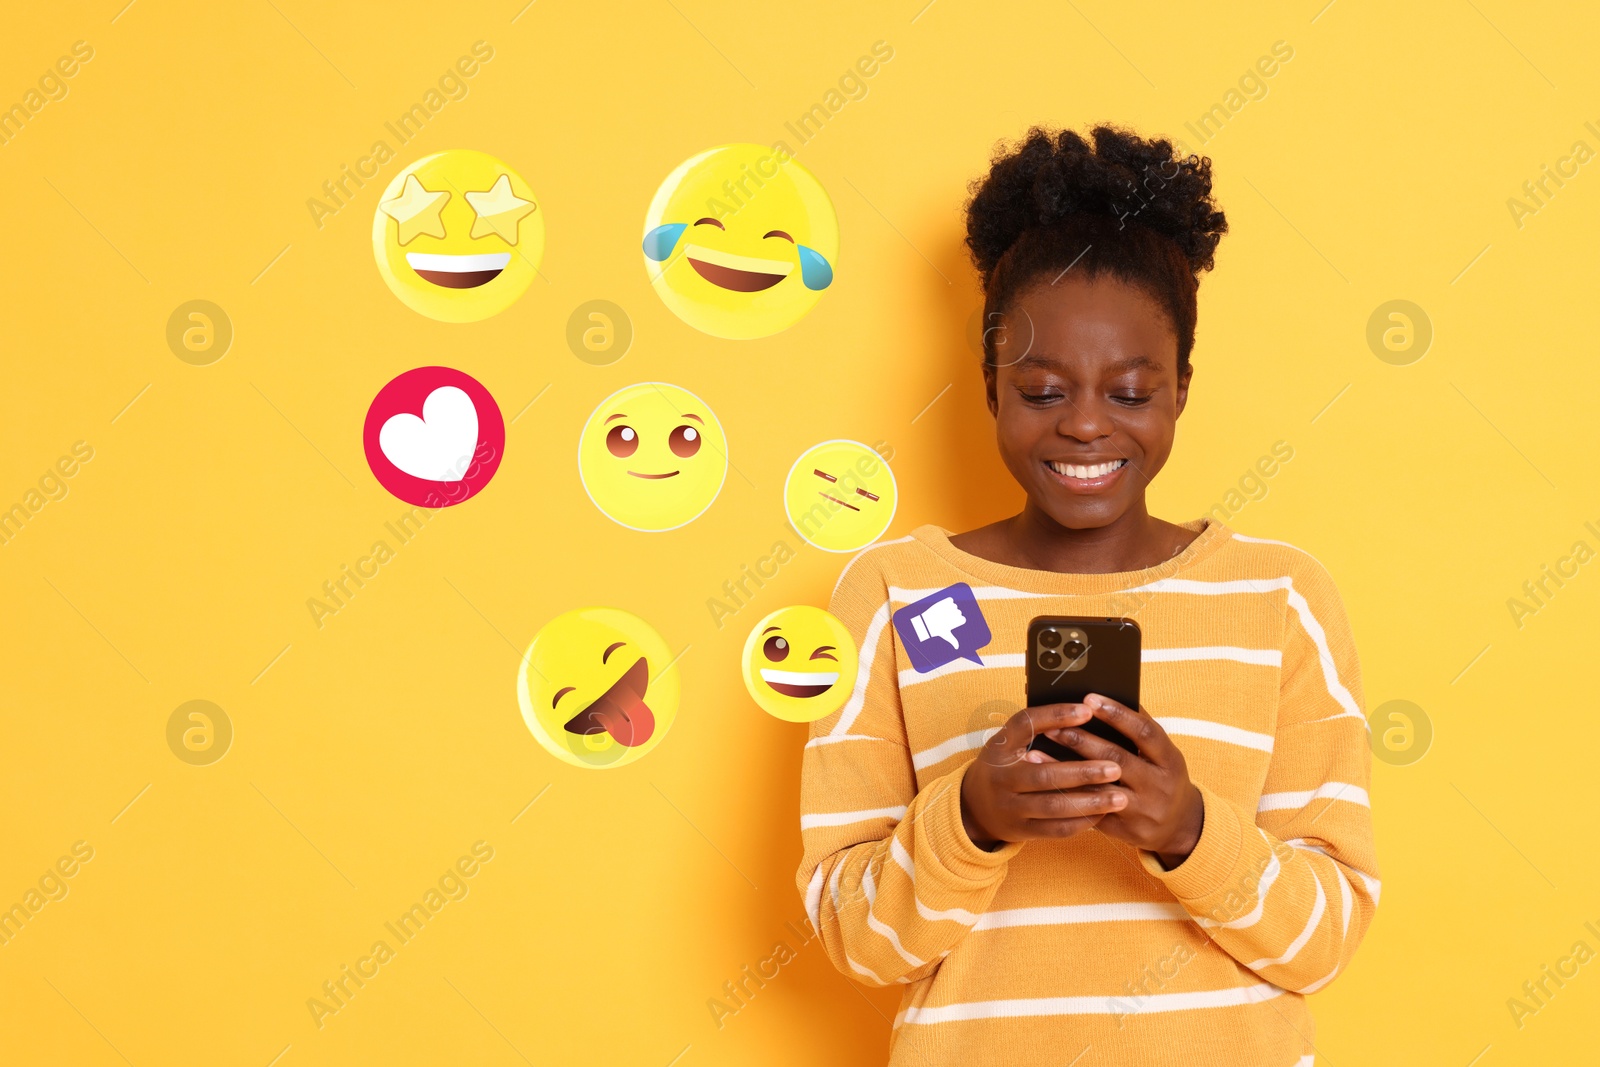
<box><xmin>912</xmin><ymin>517</ymin><xmax>1230</xmax><ymax>596</ymax></box>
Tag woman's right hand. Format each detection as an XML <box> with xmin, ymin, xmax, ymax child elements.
<box><xmin>959</xmin><ymin>703</ymin><xmax>1128</xmax><ymax>849</ymax></box>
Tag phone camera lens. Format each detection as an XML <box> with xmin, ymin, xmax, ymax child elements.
<box><xmin>1038</xmin><ymin>650</ymin><xmax>1062</xmax><ymax>670</ymax></box>
<box><xmin>1063</xmin><ymin>640</ymin><xmax>1086</xmax><ymax>659</ymax></box>
<box><xmin>1038</xmin><ymin>628</ymin><xmax>1062</xmax><ymax>649</ymax></box>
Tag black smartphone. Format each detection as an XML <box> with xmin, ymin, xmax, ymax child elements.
<box><xmin>1024</xmin><ymin>616</ymin><xmax>1141</xmax><ymax>761</ymax></box>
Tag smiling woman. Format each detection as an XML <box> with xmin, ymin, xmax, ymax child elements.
<box><xmin>958</xmin><ymin>126</ymin><xmax>1226</xmax><ymax>551</ymax></box>
<box><xmin>797</xmin><ymin>126</ymin><xmax>1377</xmax><ymax>1067</ymax></box>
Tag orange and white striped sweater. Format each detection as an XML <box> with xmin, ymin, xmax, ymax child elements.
<box><xmin>797</xmin><ymin>519</ymin><xmax>1378</xmax><ymax>1067</ymax></box>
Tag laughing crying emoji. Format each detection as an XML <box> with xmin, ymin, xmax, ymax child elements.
<box><xmin>641</xmin><ymin>143</ymin><xmax>838</xmax><ymax>340</ymax></box>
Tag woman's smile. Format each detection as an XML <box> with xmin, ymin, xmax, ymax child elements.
<box><xmin>1044</xmin><ymin>457</ymin><xmax>1129</xmax><ymax>492</ymax></box>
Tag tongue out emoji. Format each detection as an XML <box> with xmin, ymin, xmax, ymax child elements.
<box><xmin>517</xmin><ymin>607</ymin><xmax>679</xmax><ymax>770</ymax></box>
<box><xmin>561</xmin><ymin>657</ymin><xmax>655</xmax><ymax>747</ymax></box>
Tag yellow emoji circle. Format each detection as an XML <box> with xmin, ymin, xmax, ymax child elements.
<box><xmin>741</xmin><ymin>606</ymin><xmax>859</xmax><ymax>723</ymax></box>
<box><xmin>578</xmin><ymin>382</ymin><xmax>727</xmax><ymax>532</ymax></box>
<box><xmin>517</xmin><ymin>608</ymin><xmax>679</xmax><ymax>770</ymax></box>
<box><xmin>642</xmin><ymin>144</ymin><xmax>838</xmax><ymax>340</ymax></box>
<box><xmin>372</xmin><ymin>149</ymin><xmax>544</xmax><ymax>322</ymax></box>
<box><xmin>784</xmin><ymin>440</ymin><xmax>897</xmax><ymax>553</ymax></box>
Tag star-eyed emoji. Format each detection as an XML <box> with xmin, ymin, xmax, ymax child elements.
<box><xmin>641</xmin><ymin>143</ymin><xmax>838</xmax><ymax>339</ymax></box>
<box><xmin>372</xmin><ymin>149</ymin><xmax>545</xmax><ymax>322</ymax></box>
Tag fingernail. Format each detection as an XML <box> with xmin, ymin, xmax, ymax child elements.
<box><xmin>1110</xmin><ymin>792</ymin><xmax>1126</xmax><ymax>806</ymax></box>
<box><xmin>1086</xmin><ymin>694</ymin><xmax>1104</xmax><ymax>708</ymax></box>
<box><xmin>1101</xmin><ymin>765</ymin><xmax>1119</xmax><ymax>779</ymax></box>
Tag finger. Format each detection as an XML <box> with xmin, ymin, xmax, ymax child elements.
<box><xmin>1045</xmin><ymin>724</ymin><xmax>1155</xmax><ymax>787</ymax></box>
<box><xmin>1018</xmin><ymin>786</ymin><xmax>1128</xmax><ymax>821</ymax></box>
<box><xmin>1016</xmin><ymin>702</ymin><xmax>1097</xmax><ymax>740</ymax></box>
<box><xmin>1085</xmin><ymin>694</ymin><xmax>1179</xmax><ymax>768</ymax></box>
<box><xmin>1011</xmin><ymin>758</ymin><xmax>1121</xmax><ymax>792</ymax></box>
<box><xmin>985</xmin><ymin>703</ymin><xmax>1093</xmax><ymax>758</ymax></box>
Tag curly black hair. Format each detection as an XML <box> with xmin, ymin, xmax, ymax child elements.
<box><xmin>965</xmin><ymin>125</ymin><xmax>1228</xmax><ymax>370</ymax></box>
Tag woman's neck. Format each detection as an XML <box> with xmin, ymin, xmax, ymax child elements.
<box><xmin>952</xmin><ymin>499</ymin><xmax>1200</xmax><ymax>575</ymax></box>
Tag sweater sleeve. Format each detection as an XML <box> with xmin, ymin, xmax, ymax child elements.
<box><xmin>1139</xmin><ymin>558</ymin><xmax>1380</xmax><ymax>993</ymax></box>
<box><xmin>795</xmin><ymin>552</ymin><xmax>1021</xmax><ymax>986</ymax></box>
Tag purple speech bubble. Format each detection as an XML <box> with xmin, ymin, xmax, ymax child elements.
<box><xmin>892</xmin><ymin>582</ymin><xmax>992</xmax><ymax>673</ymax></box>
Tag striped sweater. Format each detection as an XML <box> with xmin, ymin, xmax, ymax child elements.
<box><xmin>797</xmin><ymin>519</ymin><xmax>1378</xmax><ymax>1067</ymax></box>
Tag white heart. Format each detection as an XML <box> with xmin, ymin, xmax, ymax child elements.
<box><xmin>379</xmin><ymin>386</ymin><xmax>479</xmax><ymax>482</ymax></box>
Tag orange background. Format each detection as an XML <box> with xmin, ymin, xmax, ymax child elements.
<box><xmin>2</xmin><ymin>2</ymin><xmax>1598</xmax><ymax>1065</ymax></box>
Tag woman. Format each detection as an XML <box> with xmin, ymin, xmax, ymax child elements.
<box><xmin>797</xmin><ymin>126</ymin><xmax>1377</xmax><ymax>1066</ymax></box>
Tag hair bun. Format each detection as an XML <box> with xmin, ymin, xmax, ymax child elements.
<box><xmin>965</xmin><ymin>125</ymin><xmax>1226</xmax><ymax>281</ymax></box>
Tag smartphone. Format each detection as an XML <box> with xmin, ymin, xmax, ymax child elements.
<box><xmin>1024</xmin><ymin>616</ymin><xmax>1141</xmax><ymax>761</ymax></box>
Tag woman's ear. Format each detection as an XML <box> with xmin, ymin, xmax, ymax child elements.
<box><xmin>983</xmin><ymin>363</ymin><xmax>998</xmax><ymax>417</ymax></box>
<box><xmin>1175</xmin><ymin>361</ymin><xmax>1193</xmax><ymax>418</ymax></box>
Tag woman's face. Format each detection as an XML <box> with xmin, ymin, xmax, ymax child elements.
<box><xmin>984</xmin><ymin>274</ymin><xmax>1190</xmax><ymax>531</ymax></box>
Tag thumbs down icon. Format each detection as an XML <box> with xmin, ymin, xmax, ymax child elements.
<box><xmin>909</xmin><ymin>597</ymin><xmax>965</xmax><ymax>648</ymax></box>
<box><xmin>892</xmin><ymin>582</ymin><xmax>992</xmax><ymax>673</ymax></box>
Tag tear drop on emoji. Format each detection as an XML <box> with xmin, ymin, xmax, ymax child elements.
<box><xmin>373</xmin><ymin>149</ymin><xmax>544</xmax><ymax>322</ymax></box>
<box><xmin>641</xmin><ymin>144</ymin><xmax>838</xmax><ymax>339</ymax></box>
<box><xmin>741</xmin><ymin>606</ymin><xmax>859</xmax><ymax>723</ymax></box>
<box><xmin>783</xmin><ymin>439</ymin><xmax>897</xmax><ymax>553</ymax></box>
<box><xmin>578</xmin><ymin>382</ymin><xmax>727</xmax><ymax>531</ymax></box>
<box><xmin>517</xmin><ymin>608</ymin><xmax>679</xmax><ymax>769</ymax></box>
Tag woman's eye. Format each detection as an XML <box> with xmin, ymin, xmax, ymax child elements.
<box><xmin>1019</xmin><ymin>391</ymin><xmax>1062</xmax><ymax>404</ymax></box>
<box><xmin>1113</xmin><ymin>394</ymin><xmax>1153</xmax><ymax>406</ymax></box>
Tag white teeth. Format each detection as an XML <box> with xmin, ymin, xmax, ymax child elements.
<box><xmin>1048</xmin><ymin>459</ymin><xmax>1127</xmax><ymax>479</ymax></box>
<box><xmin>759</xmin><ymin>669</ymin><xmax>840</xmax><ymax>685</ymax></box>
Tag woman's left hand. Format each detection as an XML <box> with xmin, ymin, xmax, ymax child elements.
<box><xmin>1035</xmin><ymin>693</ymin><xmax>1205</xmax><ymax>870</ymax></box>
